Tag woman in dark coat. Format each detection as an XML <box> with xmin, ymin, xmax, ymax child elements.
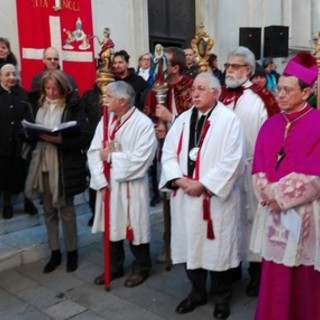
<box><xmin>0</xmin><ymin>38</ymin><xmax>18</xmax><ymax>70</ymax></box>
<box><xmin>25</xmin><ymin>69</ymin><xmax>87</xmax><ymax>273</ymax></box>
<box><xmin>0</xmin><ymin>64</ymin><xmax>35</xmax><ymax>219</ymax></box>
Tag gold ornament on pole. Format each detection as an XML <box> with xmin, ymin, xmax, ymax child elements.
<box><xmin>312</xmin><ymin>32</ymin><xmax>320</xmax><ymax>109</ymax></box>
<box><xmin>191</xmin><ymin>23</ymin><xmax>214</xmax><ymax>73</ymax></box>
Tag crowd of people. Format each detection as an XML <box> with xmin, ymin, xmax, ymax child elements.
<box><xmin>0</xmin><ymin>35</ymin><xmax>319</xmax><ymax>320</ymax></box>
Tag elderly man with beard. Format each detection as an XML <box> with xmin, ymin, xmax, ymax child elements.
<box><xmin>218</xmin><ymin>46</ymin><xmax>279</xmax><ymax>297</ymax></box>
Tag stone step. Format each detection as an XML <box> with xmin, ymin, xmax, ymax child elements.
<box><xmin>0</xmin><ymin>191</ymin><xmax>163</xmax><ymax>272</ymax></box>
<box><xmin>0</xmin><ymin>192</ymin><xmax>102</xmax><ymax>272</ymax></box>
<box><xmin>0</xmin><ymin>193</ymin><xmax>90</xmax><ymax>235</ymax></box>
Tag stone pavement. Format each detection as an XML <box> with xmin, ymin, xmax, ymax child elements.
<box><xmin>0</xmin><ymin>195</ymin><xmax>257</xmax><ymax>319</ymax></box>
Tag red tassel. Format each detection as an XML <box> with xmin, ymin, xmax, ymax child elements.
<box><xmin>207</xmin><ymin>220</ymin><xmax>215</xmax><ymax>240</ymax></box>
<box><xmin>203</xmin><ymin>195</ymin><xmax>210</xmax><ymax>220</ymax></box>
<box><xmin>126</xmin><ymin>226</ymin><xmax>134</xmax><ymax>242</ymax></box>
<box><xmin>296</xmin><ymin>52</ymin><xmax>317</xmax><ymax>67</ymax></box>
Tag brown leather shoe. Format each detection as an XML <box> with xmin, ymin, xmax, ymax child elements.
<box><xmin>94</xmin><ymin>271</ymin><xmax>124</xmax><ymax>285</ymax></box>
<box><xmin>124</xmin><ymin>272</ymin><xmax>149</xmax><ymax>288</ymax></box>
<box><xmin>94</xmin><ymin>273</ymin><xmax>104</xmax><ymax>285</ymax></box>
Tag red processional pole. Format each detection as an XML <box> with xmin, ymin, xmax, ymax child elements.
<box><xmin>102</xmin><ymin>105</ymin><xmax>111</xmax><ymax>291</ymax></box>
<box><xmin>96</xmin><ymin>27</ymin><xmax>115</xmax><ymax>291</ymax></box>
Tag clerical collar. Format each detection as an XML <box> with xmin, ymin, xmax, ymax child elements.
<box><xmin>283</xmin><ymin>103</ymin><xmax>310</xmax><ymax>120</ymax></box>
<box><xmin>197</xmin><ymin>102</ymin><xmax>217</xmax><ymax>119</ymax></box>
<box><xmin>116</xmin><ymin>106</ymin><xmax>136</xmax><ymax>123</ymax></box>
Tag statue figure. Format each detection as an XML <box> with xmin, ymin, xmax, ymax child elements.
<box><xmin>313</xmin><ymin>32</ymin><xmax>320</xmax><ymax>59</ymax></box>
<box><xmin>98</xmin><ymin>28</ymin><xmax>115</xmax><ymax>70</ymax></box>
<box><xmin>153</xmin><ymin>43</ymin><xmax>168</xmax><ymax>85</ymax></box>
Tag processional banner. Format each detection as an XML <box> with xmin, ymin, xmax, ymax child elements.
<box><xmin>16</xmin><ymin>0</ymin><xmax>96</xmax><ymax>94</ymax></box>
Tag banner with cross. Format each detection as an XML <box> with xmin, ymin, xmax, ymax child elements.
<box><xmin>16</xmin><ymin>0</ymin><xmax>96</xmax><ymax>94</ymax></box>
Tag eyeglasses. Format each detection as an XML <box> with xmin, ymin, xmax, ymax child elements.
<box><xmin>224</xmin><ymin>63</ymin><xmax>248</xmax><ymax>70</ymax></box>
<box><xmin>276</xmin><ymin>86</ymin><xmax>301</xmax><ymax>94</ymax></box>
<box><xmin>46</xmin><ymin>57</ymin><xmax>59</xmax><ymax>61</ymax></box>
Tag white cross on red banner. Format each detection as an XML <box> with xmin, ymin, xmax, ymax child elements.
<box><xmin>16</xmin><ymin>0</ymin><xmax>96</xmax><ymax>95</ymax></box>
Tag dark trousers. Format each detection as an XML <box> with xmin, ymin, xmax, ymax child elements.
<box><xmin>110</xmin><ymin>240</ymin><xmax>152</xmax><ymax>275</ymax></box>
<box><xmin>149</xmin><ymin>156</ymin><xmax>159</xmax><ymax>196</ymax></box>
<box><xmin>186</xmin><ymin>267</ymin><xmax>233</xmax><ymax>304</ymax></box>
<box><xmin>89</xmin><ymin>188</ymin><xmax>96</xmax><ymax>215</ymax></box>
<box><xmin>42</xmin><ymin>173</ymin><xmax>77</xmax><ymax>251</ymax></box>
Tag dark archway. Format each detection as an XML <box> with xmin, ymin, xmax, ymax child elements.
<box><xmin>148</xmin><ymin>0</ymin><xmax>196</xmax><ymax>51</ymax></box>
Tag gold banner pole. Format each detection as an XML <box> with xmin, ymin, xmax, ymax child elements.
<box><xmin>312</xmin><ymin>32</ymin><xmax>320</xmax><ymax>109</ymax></box>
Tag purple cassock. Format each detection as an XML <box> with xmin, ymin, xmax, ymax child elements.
<box><xmin>251</xmin><ymin>104</ymin><xmax>320</xmax><ymax>320</ymax></box>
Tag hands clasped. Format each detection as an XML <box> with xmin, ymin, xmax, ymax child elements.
<box><xmin>175</xmin><ymin>177</ymin><xmax>204</xmax><ymax>197</ymax></box>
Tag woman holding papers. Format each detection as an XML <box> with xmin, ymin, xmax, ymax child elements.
<box><xmin>25</xmin><ymin>69</ymin><xmax>87</xmax><ymax>273</ymax></box>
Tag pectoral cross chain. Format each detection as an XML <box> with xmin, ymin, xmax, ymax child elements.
<box><xmin>284</xmin><ymin>122</ymin><xmax>291</xmax><ymax>139</ymax></box>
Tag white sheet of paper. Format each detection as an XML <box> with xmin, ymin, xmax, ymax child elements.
<box><xmin>280</xmin><ymin>209</ymin><xmax>302</xmax><ymax>243</ymax></box>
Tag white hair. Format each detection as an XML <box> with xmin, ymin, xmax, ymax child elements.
<box><xmin>194</xmin><ymin>72</ymin><xmax>221</xmax><ymax>96</ymax></box>
<box><xmin>106</xmin><ymin>81</ymin><xmax>136</xmax><ymax>107</ymax></box>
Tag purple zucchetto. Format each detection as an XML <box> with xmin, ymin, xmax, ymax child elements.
<box><xmin>283</xmin><ymin>52</ymin><xmax>318</xmax><ymax>86</ymax></box>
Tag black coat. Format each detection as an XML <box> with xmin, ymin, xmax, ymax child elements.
<box><xmin>0</xmin><ymin>85</ymin><xmax>34</xmax><ymax>193</ymax></box>
<box><xmin>115</xmin><ymin>68</ymin><xmax>150</xmax><ymax>110</ymax></box>
<box><xmin>81</xmin><ymin>84</ymin><xmax>102</xmax><ymax>149</ymax></box>
<box><xmin>34</xmin><ymin>91</ymin><xmax>88</xmax><ymax>198</ymax></box>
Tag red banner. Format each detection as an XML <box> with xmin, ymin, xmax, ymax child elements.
<box><xmin>16</xmin><ymin>0</ymin><xmax>96</xmax><ymax>95</ymax></box>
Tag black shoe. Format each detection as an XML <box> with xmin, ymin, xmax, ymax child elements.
<box><xmin>2</xmin><ymin>205</ymin><xmax>13</xmax><ymax>219</ymax></box>
<box><xmin>43</xmin><ymin>250</ymin><xmax>62</xmax><ymax>273</ymax></box>
<box><xmin>175</xmin><ymin>296</ymin><xmax>207</xmax><ymax>314</ymax></box>
<box><xmin>24</xmin><ymin>199</ymin><xmax>38</xmax><ymax>215</ymax></box>
<box><xmin>213</xmin><ymin>303</ymin><xmax>230</xmax><ymax>319</ymax></box>
<box><xmin>87</xmin><ymin>215</ymin><xmax>94</xmax><ymax>227</ymax></box>
<box><xmin>150</xmin><ymin>194</ymin><xmax>162</xmax><ymax>207</ymax></box>
<box><xmin>66</xmin><ymin>250</ymin><xmax>78</xmax><ymax>272</ymax></box>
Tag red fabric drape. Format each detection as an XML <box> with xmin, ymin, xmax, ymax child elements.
<box><xmin>16</xmin><ymin>0</ymin><xmax>95</xmax><ymax>95</ymax></box>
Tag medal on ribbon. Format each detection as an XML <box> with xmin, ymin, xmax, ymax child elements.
<box><xmin>189</xmin><ymin>147</ymin><xmax>199</xmax><ymax>161</ymax></box>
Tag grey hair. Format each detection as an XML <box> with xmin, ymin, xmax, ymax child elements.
<box><xmin>227</xmin><ymin>46</ymin><xmax>256</xmax><ymax>76</ymax></box>
<box><xmin>194</xmin><ymin>72</ymin><xmax>221</xmax><ymax>97</ymax></box>
<box><xmin>139</xmin><ymin>52</ymin><xmax>152</xmax><ymax>62</ymax></box>
<box><xmin>106</xmin><ymin>81</ymin><xmax>136</xmax><ymax>107</ymax></box>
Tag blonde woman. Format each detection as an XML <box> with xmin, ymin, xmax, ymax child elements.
<box><xmin>26</xmin><ymin>70</ymin><xmax>87</xmax><ymax>273</ymax></box>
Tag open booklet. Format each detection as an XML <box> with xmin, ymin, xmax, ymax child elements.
<box><xmin>21</xmin><ymin>119</ymin><xmax>79</xmax><ymax>137</ymax></box>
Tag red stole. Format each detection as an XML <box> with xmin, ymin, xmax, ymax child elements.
<box><xmin>219</xmin><ymin>84</ymin><xmax>280</xmax><ymax>118</ymax></box>
<box><xmin>176</xmin><ymin>117</ymin><xmax>215</xmax><ymax>240</ymax></box>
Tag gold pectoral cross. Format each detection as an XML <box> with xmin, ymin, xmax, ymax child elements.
<box><xmin>276</xmin><ymin>147</ymin><xmax>286</xmax><ymax>171</ymax></box>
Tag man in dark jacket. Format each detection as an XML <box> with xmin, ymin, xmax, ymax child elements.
<box><xmin>31</xmin><ymin>47</ymin><xmax>78</xmax><ymax>93</ymax></box>
<box><xmin>112</xmin><ymin>50</ymin><xmax>150</xmax><ymax>110</ymax></box>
